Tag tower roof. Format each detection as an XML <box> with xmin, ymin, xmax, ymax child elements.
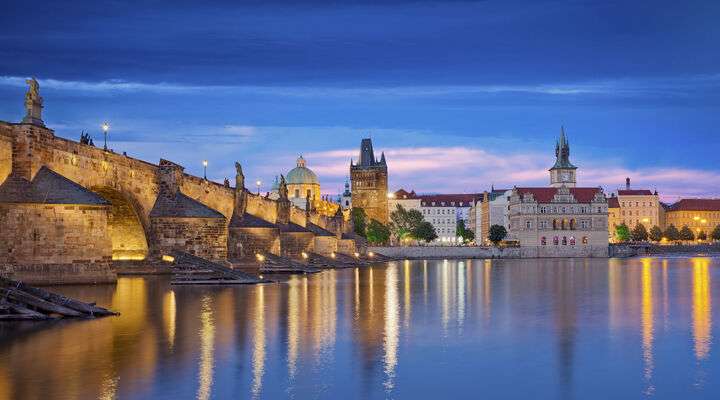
<box><xmin>550</xmin><ymin>126</ymin><xmax>577</xmax><ymax>170</ymax></box>
<box><xmin>359</xmin><ymin>138</ymin><xmax>376</xmax><ymax>166</ymax></box>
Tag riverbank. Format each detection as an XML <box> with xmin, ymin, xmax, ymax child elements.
<box><xmin>369</xmin><ymin>246</ymin><xmax>520</xmax><ymax>259</ymax></box>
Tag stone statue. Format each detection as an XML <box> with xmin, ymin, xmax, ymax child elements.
<box><xmin>279</xmin><ymin>174</ymin><xmax>288</xmax><ymax>201</ymax></box>
<box><xmin>22</xmin><ymin>77</ymin><xmax>44</xmax><ymax>126</ymax></box>
<box><xmin>224</xmin><ymin>178</ymin><xmax>230</xmax><ymax>188</ymax></box>
<box><xmin>234</xmin><ymin>162</ymin><xmax>245</xmax><ymax>190</ymax></box>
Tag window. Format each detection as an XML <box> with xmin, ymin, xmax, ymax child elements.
<box><xmin>294</xmin><ymin>189</ymin><xmax>300</xmax><ymax>198</ymax></box>
<box><xmin>562</xmin><ymin>236</ymin><xmax>567</xmax><ymax>245</ymax></box>
<box><xmin>581</xmin><ymin>220</ymin><xmax>589</xmax><ymax>229</ymax></box>
<box><xmin>570</xmin><ymin>219</ymin><xmax>576</xmax><ymax>230</ymax></box>
<box><xmin>582</xmin><ymin>236</ymin><xmax>588</xmax><ymax>244</ymax></box>
<box><xmin>526</xmin><ymin>220</ymin><xmax>532</xmax><ymax>229</ymax></box>
<box><xmin>569</xmin><ymin>237</ymin><xmax>576</xmax><ymax>245</ymax></box>
<box><xmin>541</xmin><ymin>237</ymin><xmax>547</xmax><ymax>245</ymax></box>
<box><xmin>540</xmin><ymin>220</ymin><xmax>548</xmax><ymax>229</ymax></box>
<box><xmin>553</xmin><ymin>236</ymin><xmax>559</xmax><ymax>245</ymax></box>
<box><xmin>540</xmin><ymin>206</ymin><xmax>547</xmax><ymax>214</ymax></box>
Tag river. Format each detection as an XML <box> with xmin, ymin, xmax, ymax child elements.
<box><xmin>0</xmin><ymin>257</ymin><xmax>718</xmax><ymax>399</ymax></box>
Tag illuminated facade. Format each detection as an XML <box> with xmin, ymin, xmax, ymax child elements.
<box><xmin>508</xmin><ymin>129</ymin><xmax>609</xmax><ymax>257</ymax></box>
<box><xmin>665</xmin><ymin>199</ymin><xmax>720</xmax><ymax>238</ymax></box>
<box><xmin>606</xmin><ymin>178</ymin><xmax>663</xmax><ymax>241</ymax></box>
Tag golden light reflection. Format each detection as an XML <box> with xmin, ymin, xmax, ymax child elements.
<box><xmin>608</xmin><ymin>258</ymin><xmax>620</xmax><ymax>331</ymax></box>
<box><xmin>98</xmin><ymin>373</ymin><xmax>118</xmax><ymax>400</ymax></box>
<box><xmin>252</xmin><ymin>285</ymin><xmax>266</xmax><ymax>398</ymax></box>
<box><xmin>197</xmin><ymin>296</ymin><xmax>215</xmax><ymax>400</ymax></box>
<box><xmin>691</xmin><ymin>258</ymin><xmax>712</xmax><ymax>360</ymax></box>
<box><xmin>163</xmin><ymin>290</ymin><xmax>176</xmax><ymax>351</ymax></box>
<box><xmin>483</xmin><ymin>260</ymin><xmax>492</xmax><ymax>320</ymax></box>
<box><xmin>0</xmin><ymin>365</ymin><xmax>11</xmax><ymax>400</ymax></box>
<box><xmin>441</xmin><ymin>259</ymin><xmax>450</xmax><ymax>334</ymax></box>
<box><xmin>458</xmin><ymin>261</ymin><xmax>466</xmax><ymax>328</ymax></box>
<box><xmin>404</xmin><ymin>260</ymin><xmax>411</xmax><ymax>328</ymax></box>
<box><xmin>383</xmin><ymin>264</ymin><xmax>400</xmax><ymax>391</ymax></box>
<box><xmin>287</xmin><ymin>277</ymin><xmax>300</xmax><ymax>379</ymax></box>
<box><xmin>640</xmin><ymin>258</ymin><xmax>655</xmax><ymax>395</ymax></box>
<box><xmin>354</xmin><ymin>267</ymin><xmax>360</xmax><ymax>321</ymax></box>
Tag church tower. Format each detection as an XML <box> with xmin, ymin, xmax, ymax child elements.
<box><xmin>350</xmin><ymin>138</ymin><xmax>388</xmax><ymax>223</ymax></box>
<box><xmin>549</xmin><ymin>127</ymin><xmax>577</xmax><ymax>188</ymax></box>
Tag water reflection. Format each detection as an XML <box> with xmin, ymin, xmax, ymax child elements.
<box><xmin>0</xmin><ymin>257</ymin><xmax>718</xmax><ymax>399</ymax></box>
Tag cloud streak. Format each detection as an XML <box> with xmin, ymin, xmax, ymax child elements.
<box><xmin>2</xmin><ymin>74</ymin><xmax>718</xmax><ymax>98</ymax></box>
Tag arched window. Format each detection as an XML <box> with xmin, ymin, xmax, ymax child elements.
<box><xmin>562</xmin><ymin>236</ymin><xmax>567</xmax><ymax>245</ymax></box>
<box><xmin>570</xmin><ymin>218</ymin><xmax>576</xmax><ymax>230</ymax></box>
<box><xmin>541</xmin><ymin>237</ymin><xmax>547</xmax><ymax>245</ymax></box>
<box><xmin>553</xmin><ymin>219</ymin><xmax>558</xmax><ymax>230</ymax></box>
<box><xmin>561</xmin><ymin>219</ymin><xmax>567</xmax><ymax>230</ymax></box>
<box><xmin>582</xmin><ymin>236</ymin><xmax>588</xmax><ymax>244</ymax></box>
<box><xmin>569</xmin><ymin>236</ymin><xmax>576</xmax><ymax>245</ymax></box>
<box><xmin>294</xmin><ymin>189</ymin><xmax>300</xmax><ymax>198</ymax></box>
<box><xmin>307</xmin><ymin>189</ymin><xmax>312</xmax><ymax>198</ymax></box>
<box><xmin>553</xmin><ymin>236</ymin><xmax>559</xmax><ymax>245</ymax></box>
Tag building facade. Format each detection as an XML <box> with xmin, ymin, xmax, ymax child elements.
<box><xmin>350</xmin><ymin>138</ymin><xmax>388</xmax><ymax>223</ymax></box>
<box><xmin>507</xmin><ymin>129</ymin><xmax>609</xmax><ymax>257</ymax></box>
<box><xmin>606</xmin><ymin>177</ymin><xmax>663</xmax><ymax>241</ymax></box>
<box><xmin>665</xmin><ymin>199</ymin><xmax>720</xmax><ymax>238</ymax></box>
<box><xmin>418</xmin><ymin>194</ymin><xmax>477</xmax><ymax>244</ymax></box>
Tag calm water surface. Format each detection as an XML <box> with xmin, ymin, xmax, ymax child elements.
<box><xmin>1</xmin><ymin>257</ymin><xmax>719</xmax><ymax>399</ymax></box>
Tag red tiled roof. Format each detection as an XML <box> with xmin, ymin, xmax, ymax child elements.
<box><xmin>668</xmin><ymin>199</ymin><xmax>720</xmax><ymax>212</ymax></box>
<box><xmin>618</xmin><ymin>189</ymin><xmax>654</xmax><ymax>196</ymax></box>
<box><xmin>607</xmin><ymin>196</ymin><xmax>620</xmax><ymax>208</ymax></box>
<box><xmin>515</xmin><ymin>187</ymin><xmax>602</xmax><ymax>203</ymax></box>
<box><xmin>393</xmin><ymin>188</ymin><xmax>418</xmax><ymax>199</ymax></box>
<box><xmin>419</xmin><ymin>193</ymin><xmax>480</xmax><ymax>207</ymax></box>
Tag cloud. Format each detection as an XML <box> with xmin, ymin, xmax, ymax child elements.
<box><xmin>2</xmin><ymin>74</ymin><xmax>718</xmax><ymax>98</ymax></box>
<box><xmin>304</xmin><ymin>145</ymin><xmax>720</xmax><ymax>200</ymax></box>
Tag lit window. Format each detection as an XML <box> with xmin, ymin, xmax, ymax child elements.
<box><xmin>541</xmin><ymin>237</ymin><xmax>547</xmax><ymax>245</ymax></box>
<box><xmin>562</xmin><ymin>236</ymin><xmax>567</xmax><ymax>245</ymax></box>
<box><xmin>553</xmin><ymin>236</ymin><xmax>559</xmax><ymax>245</ymax></box>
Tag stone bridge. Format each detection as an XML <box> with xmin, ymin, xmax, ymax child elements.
<box><xmin>0</xmin><ymin>84</ymin><xmax>358</xmax><ymax>284</ymax></box>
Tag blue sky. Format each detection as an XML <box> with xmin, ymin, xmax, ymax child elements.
<box><xmin>1</xmin><ymin>0</ymin><xmax>719</xmax><ymax>200</ymax></box>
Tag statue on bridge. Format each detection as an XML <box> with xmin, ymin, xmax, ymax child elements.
<box><xmin>235</xmin><ymin>162</ymin><xmax>245</xmax><ymax>190</ymax></box>
<box><xmin>22</xmin><ymin>77</ymin><xmax>45</xmax><ymax>126</ymax></box>
<box><xmin>278</xmin><ymin>174</ymin><xmax>288</xmax><ymax>201</ymax></box>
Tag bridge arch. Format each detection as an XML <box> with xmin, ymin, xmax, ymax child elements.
<box><xmin>91</xmin><ymin>186</ymin><xmax>150</xmax><ymax>260</ymax></box>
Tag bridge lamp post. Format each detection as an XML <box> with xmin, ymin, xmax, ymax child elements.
<box><xmin>256</xmin><ymin>179</ymin><xmax>261</xmax><ymax>195</ymax></box>
<box><xmin>101</xmin><ymin>122</ymin><xmax>110</xmax><ymax>151</ymax></box>
<box><xmin>202</xmin><ymin>160</ymin><xmax>208</xmax><ymax>180</ymax></box>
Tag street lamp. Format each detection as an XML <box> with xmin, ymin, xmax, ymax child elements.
<box><xmin>202</xmin><ymin>160</ymin><xmax>208</xmax><ymax>180</ymax></box>
<box><xmin>101</xmin><ymin>122</ymin><xmax>110</xmax><ymax>151</ymax></box>
<box><xmin>256</xmin><ymin>179</ymin><xmax>261</xmax><ymax>195</ymax></box>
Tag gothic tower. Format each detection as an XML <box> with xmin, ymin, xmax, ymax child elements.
<box><xmin>549</xmin><ymin>127</ymin><xmax>577</xmax><ymax>188</ymax></box>
<box><xmin>350</xmin><ymin>138</ymin><xmax>388</xmax><ymax>223</ymax></box>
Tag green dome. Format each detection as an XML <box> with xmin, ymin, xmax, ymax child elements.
<box><xmin>286</xmin><ymin>156</ymin><xmax>318</xmax><ymax>185</ymax></box>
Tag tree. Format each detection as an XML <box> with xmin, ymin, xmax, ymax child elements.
<box><xmin>366</xmin><ymin>219</ymin><xmax>390</xmax><ymax>245</ymax></box>
<box><xmin>615</xmin><ymin>223</ymin><xmax>630</xmax><ymax>242</ymax></box>
<box><xmin>488</xmin><ymin>224</ymin><xmax>507</xmax><ymax>245</ymax></box>
<box><xmin>389</xmin><ymin>204</ymin><xmax>425</xmax><ymax>242</ymax></box>
<box><xmin>351</xmin><ymin>207</ymin><xmax>367</xmax><ymax>237</ymax></box>
<box><xmin>679</xmin><ymin>225</ymin><xmax>695</xmax><ymax>241</ymax></box>
<box><xmin>631</xmin><ymin>223</ymin><xmax>648</xmax><ymax>242</ymax></box>
<box><xmin>664</xmin><ymin>224</ymin><xmax>680</xmax><ymax>241</ymax></box>
<box><xmin>413</xmin><ymin>221</ymin><xmax>438</xmax><ymax>243</ymax></box>
<box><xmin>698</xmin><ymin>231</ymin><xmax>707</xmax><ymax>241</ymax></box>
<box><xmin>456</xmin><ymin>220</ymin><xmax>475</xmax><ymax>243</ymax></box>
<box><xmin>649</xmin><ymin>225</ymin><xmax>663</xmax><ymax>242</ymax></box>
<box><xmin>712</xmin><ymin>225</ymin><xmax>720</xmax><ymax>241</ymax></box>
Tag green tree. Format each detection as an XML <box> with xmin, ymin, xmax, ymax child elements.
<box><xmin>366</xmin><ymin>219</ymin><xmax>391</xmax><ymax>245</ymax></box>
<box><xmin>664</xmin><ymin>224</ymin><xmax>680</xmax><ymax>241</ymax></box>
<box><xmin>631</xmin><ymin>223</ymin><xmax>648</xmax><ymax>242</ymax></box>
<box><xmin>456</xmin><ymin>220</ymin><xmax>475</xmax><ymax>243</ymax></box>
<box><xmin>413</xmin><ymin>221</ymin><xmax>438</xmax><ymax>243</ymax></box>
<box><xmin>488</xmin><ymin>224</ymin><xmax>507</xmax><ymax>245</ymax></box>
<box><xmin>615</xmin><ymin>223</ymin><xmax>630</xmax><ymax>242</ymax></box>
<box><xmin>712</xmin><ymin>225</ymin><xmax>720</xmax><ymax>241</ymax></box>
<box><xmin>698</xmin><ymin>231</ymin><xmax>707</xmax><ymax>241</ymax></box>
<box><xmin>351</xmin><ymin>207</ymin><xmax>367</xmax><ymax>237</ymax></box>
<box><xmin>649</xmin><ymin>225</ymin><xmax>663</xmax><ymax>242</ymax></box>
<box><xmin>679</xmin><ymin>225</ymin><xmax>695</xmax><ymax>241</ymax></box>
<box><xmin>389</xmin><ymin>204</ymin><xmax>424</xmax><ymax>242</ymax></box>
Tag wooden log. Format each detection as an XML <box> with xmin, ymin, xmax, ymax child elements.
<box><xmin>0</xmin><ymin>276</ymin><xmax>117</xmax><ymax>317</ymax></box>
<box><xmin>0</xmin><ymin>288</ymin><xmax>83</xmax><ymax>317</ymax></box>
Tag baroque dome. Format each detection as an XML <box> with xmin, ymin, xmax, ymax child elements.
<box><xmin>286</xmin><ymin>156</ymin><xmax>319</xmax><ymax>185</ymax></box>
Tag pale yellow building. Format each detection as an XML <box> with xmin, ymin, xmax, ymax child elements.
<box><xmin>665</xmin><ymin>199</ymin><xmax>720</xmax><ymax>238</ymax></box>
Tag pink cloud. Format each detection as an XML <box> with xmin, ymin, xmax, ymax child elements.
<box><xmin>303</xmin><ymin>145</ymin><xmax>720</xmax><ymax>201</ymax></box>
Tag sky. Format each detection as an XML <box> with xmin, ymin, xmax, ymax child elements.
<box><xmin>1</xmin><ymin>0</ymin><xmax>719</xmax><ymax>201</ymax></box>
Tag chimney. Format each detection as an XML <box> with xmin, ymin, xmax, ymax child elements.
<box><xmin>625</xmin><ymin>177</ymin><xmax>630</xmax><ymax>190</ymax></box>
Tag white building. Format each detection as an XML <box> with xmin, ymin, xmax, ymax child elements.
<box><xmin>389</xmin><ymin>189</ymin><xmax>479</xmax><ymax>244</ymax></box>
